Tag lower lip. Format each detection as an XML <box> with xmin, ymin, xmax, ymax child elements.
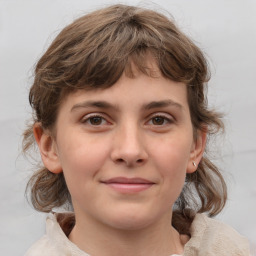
<box><xmin>104</xmin><ymin>183</ymin><xmax>153</xmax><ymax>193</ymax></box>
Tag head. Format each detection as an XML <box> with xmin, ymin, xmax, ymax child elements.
<box><xmin>23</xmin><ymin>4</ymin><xmax>227</xmax><ymax>234</ymax></box>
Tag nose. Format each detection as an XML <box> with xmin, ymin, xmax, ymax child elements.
<box><xmin>110</xmin><ymin>124</ymin><xmax>148</xmax><ymax>167</ymax></box>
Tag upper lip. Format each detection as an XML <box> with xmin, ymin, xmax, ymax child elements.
<box><xmin>101</xmin><ymin>177</ymin><xmax>155</xmax><ymax>184</ymax></box>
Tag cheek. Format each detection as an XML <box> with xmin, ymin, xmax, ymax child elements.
<box><xmin>151</xmin><ymin>136</ymin><xmax>192</xmax><ymax>183</ymax></box>
<box><xmin>57</xmin><ymin>133</ymin><xmax>110</xmax><ymax>184</ymax></box>
<box><xmin>154</xmin><ymin>135</ymin><xmax>191</xmax><ymax>163</ymax></box>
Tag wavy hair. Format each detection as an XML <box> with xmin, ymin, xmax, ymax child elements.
<box><xmin>23</xmin><ymin>4</ymin><xmax>227</xmax><ymax>235</ymax></box>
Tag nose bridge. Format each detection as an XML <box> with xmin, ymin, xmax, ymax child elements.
<box><xmin>111</xmin><ymin>118</ymin><xmax>147</xmax><ymax>165</ymax></box>
<box><xmin>122</xmin><ymin>121</ymin><xmax>141</xmax><ymax>150</ymax></box>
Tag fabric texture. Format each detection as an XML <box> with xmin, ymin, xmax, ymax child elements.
<box><xmin>25</xmin><ymin>213</ymin><xmax>250</xmax><ymax>256</ymax></box>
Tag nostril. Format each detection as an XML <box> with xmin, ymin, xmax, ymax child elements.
<box><xmin>116</xmin><ymin>158</ymin><xmax>125</xmax><ymax>163</ymax></box>
<box><xmin>115</xmin><ymin>158</ymin><xmax>144</xmax><ymax>165</ymax></box>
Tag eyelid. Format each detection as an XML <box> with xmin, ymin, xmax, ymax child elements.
<box><xmin>79</xmin><ymin>111</ymin><xmax>175</xmax><ymax>126</ymax></box>
<box><xmin>150</xmin><ymin>112</ymin><xmax>174</xmax><ymax>120</ymax></box>
<box><xmin>146</xmin><ymin>112</ymin><xmax>175</xmax><ymax>125</ymax></box>
<box><xmin>81</xmin><ymin>112</ymin><xmax>111</xmax><ymax>125</ymax></box>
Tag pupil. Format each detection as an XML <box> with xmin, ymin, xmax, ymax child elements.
<box><xmin>90</xmin><ymin>117</ymin><xmax>102</xmax><ymax>125</ymax></box>
<box><xmin>153</xmin><ymin>117</ymin><xmax>164</xmax><ymax>125</ymax></box>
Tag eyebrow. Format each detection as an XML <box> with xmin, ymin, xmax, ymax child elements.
<box><xmin>71</xmin><ymin>100</ymin><xmax>118</xmax><ymax>112</ymax></box>
<box><xmin>71</xmin><ymin>99</ymin><xmax>183</xmax><ymax>112</ymax></box>
<box><xmin>142</xmin><ymin>100</ymin><xmax>183</xmax><ymax>111</ymax></box>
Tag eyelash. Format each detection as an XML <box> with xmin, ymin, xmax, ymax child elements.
<box><xmin>80</xmin><ymin>113</ymin><xmax>174</xmax><ymax>127</ymax></box>
<box><xmin>81</xmin><ymin>114</ymin><xmax>109</xmax><ymax>126</ymax></box>
<box><xmin>147</xmin><ymin>114</ymin><xmax>174</xmax><ymax>126</ymax></box>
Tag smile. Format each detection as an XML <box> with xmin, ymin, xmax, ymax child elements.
<box><xmin>101</xmin><ymin>177</ymin><xmax>155</xmax><ymax>193</ymax></box>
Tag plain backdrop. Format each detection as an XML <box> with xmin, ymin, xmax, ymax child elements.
<box><xmin>0</xmin><ymin>0</ymin><xmax>255</xmax><ymax>255</ymax></box>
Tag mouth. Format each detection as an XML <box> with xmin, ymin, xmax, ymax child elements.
<box><xmin>101</xmin><ymin>177</ymin><xmax>155</xmax><ymax>193</ymax></box>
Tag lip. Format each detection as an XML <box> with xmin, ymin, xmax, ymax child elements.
<box><xmin>101</xmin><ymin>177</ymin><xmax>155</xmax><ymax>193</ymax></box>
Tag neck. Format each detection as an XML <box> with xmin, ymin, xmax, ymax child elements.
<box><xmin>68</xmin><ymin>211</ymin><xmax>184</xmax><ymax>256</ymax></box>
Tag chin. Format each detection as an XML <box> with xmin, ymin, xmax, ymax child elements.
<box><xmin>103</xmin><ymin>208</ymin><xmax>160</xmax><ymax>231</ymax></box>
<box><xmin>110</xmin><ymin>218</ymin><xmax>154</xmax><ymax>231</ymax></box>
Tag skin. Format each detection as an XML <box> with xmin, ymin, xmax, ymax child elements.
<box><xmin>34</xmin><ymin>68</ymin><xmax>206</xmax><ymax>256</ymax></box>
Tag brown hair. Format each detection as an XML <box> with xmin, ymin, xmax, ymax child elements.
<box><xmin>23</xmin><ymin>4</ymin><xmax>227</xmax><ymax>235</ymax></box>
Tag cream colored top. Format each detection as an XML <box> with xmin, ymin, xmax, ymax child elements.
<box><xmin>25</xmin><ymin>213</ymin><xmax>250</xmax><ymax>256</ymax></box>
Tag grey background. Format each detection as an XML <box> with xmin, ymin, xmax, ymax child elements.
<box><xmin>0</xmin><ymin>0</ymin><xmax>255</xmax><ymax>255</ymax></box>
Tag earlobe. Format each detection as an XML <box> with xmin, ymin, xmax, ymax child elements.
<box><xmin>187</xmin><ymin>130</ymin><xmax>207</xmax><ymax>174</ymax></box>
<box><xmin>33</xmin><ymin>123</ymin><xmax>62</xmax><ymax>174</ymax></box>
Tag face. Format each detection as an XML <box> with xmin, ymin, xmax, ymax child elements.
<box><xmin>36</xmin><ymin>70</ymin><xmax>205</xmax><ymax>231</ymax></box>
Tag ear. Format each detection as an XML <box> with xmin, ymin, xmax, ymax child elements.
<box><xmin>186</xmin><ymin>130</ymin><xmax>207</xmax><ymax>174</ymax></box>
<box><xmin>33</xmin><ymin>123</ymin><xmax>62</xmax><ymax>174</ymax></box>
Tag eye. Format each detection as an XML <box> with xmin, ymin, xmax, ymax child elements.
<box><xmin>82</xmin><ymin>114</ymin><xmax>109</xmax><ymax>126</ymax></box>
<box><xmin>151</xmin><ymin>116</ymin><xmax>166</xmax><ymax>125</ymax></box>
<box><xmin>88</xmin><ymin>116</ymin><xmax>105</xmax><ymax>125</ymax></box>
<box><xmin>147</xmin><ymin>114</ymin><xmax>173</xmax><ymax>126</ymax></box>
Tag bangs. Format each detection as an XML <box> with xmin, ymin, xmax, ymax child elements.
<box><xmin>26</xmin><ymin>5</ymin><xmax>226</xmax><ymax>223</ymax></box>
<box><xmin>42</xmin><ymin>6</ymin><xmax>206</xmax><ymax>92</ymax></box>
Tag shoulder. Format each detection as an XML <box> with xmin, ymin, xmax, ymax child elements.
<box><xmin>25</xmin><ymin>235</ymin><xmax>57</xmax><ymax>256</ymax></box>
<box><xmin>184</xmin><ymin>213</ymin><xmax>250</xmax><ymax>256</ymax></box>
<box><xmin>25</xmin><ymin>212</ymin><xmax>88</xmax><ymax>256</ymax></box>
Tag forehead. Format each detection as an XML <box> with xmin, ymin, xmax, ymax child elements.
<box><xmin>58</xmin><ymin>72</ymin><xmax>189</xmax><ymax>114</ymax></box>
